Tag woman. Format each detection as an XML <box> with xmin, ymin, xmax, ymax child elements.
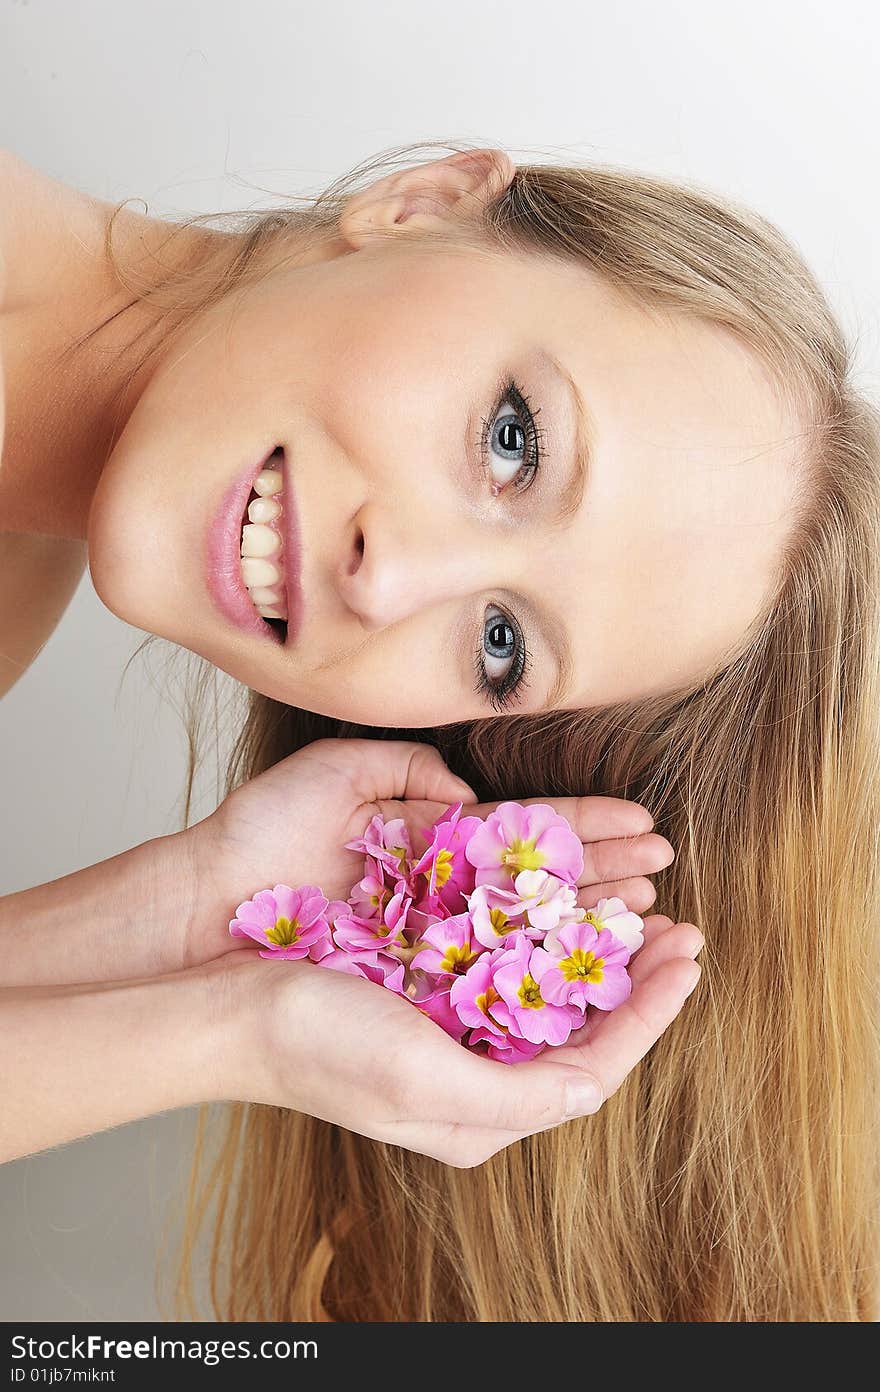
<box><xmin>0</xmin><ymin>140</ymin><xmax>877</xmax><ymax>1321</ymax></box>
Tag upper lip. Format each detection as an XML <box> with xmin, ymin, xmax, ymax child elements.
<box><xmin>279</xmin><ymin>446</ymin><xmax>301</xmax><ymax>639</ymax></box>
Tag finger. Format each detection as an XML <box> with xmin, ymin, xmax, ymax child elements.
<box><xmin>627</xmin><ymin>921</ymin><xmax>703</xmax><ymax>986</ymax></box>
<box><xmin>631</xmin><ymin>911</ymin><xmax>675</xmax><ymax>940</ymax></box>
<box><xmin>379</xmin><ymin>1117</ymin><xmax>529</xmax><ymax>1168</ymax></box>
<box><xmin>338</xmin><ymin>739</ymin><xmax>477</xmax><ymax>813</ymax></box>
<box><xmin>576</xmin><ymin>877</ymin><xmax>660</xmax><ymax>916</ymax></box>
<box><xmin>459</xmin><ymin>793</ymin><xmax>655</xmax><ymax>840</ymax></box>
<box><xmin>578</xmin><ymin>832</ymin><xmax>675</xmax><ymax>888</ymax></box>
<box><xmin>408</xmin><ymin>1033</ymin><xmax>601</xmax><ymax>1134</ymax></box>
<box><xmin>552</xmin><ymin>957</ymin><xmax>701</xmax><ymax>1098</ymax></box>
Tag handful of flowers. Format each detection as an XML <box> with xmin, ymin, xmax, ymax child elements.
<box><xmin>228</xmin><ymin>800</ymin><xmax>646</xmax><ymax>1064</ymax></box>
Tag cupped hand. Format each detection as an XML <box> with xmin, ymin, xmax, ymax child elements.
<box><xmin>181</xmin><ymin>737</ymin><xmax>675</xmax><ymax>967</ymax></box>
<box><xmin>218</xmin><ymin>913</ymin><xmax>703</xmax><ymax>1167</ymax></box>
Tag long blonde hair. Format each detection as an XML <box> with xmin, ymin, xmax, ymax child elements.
<box><xmin>92</xmin><ymin>140</ymin><xmax>880</xmax><ymax>1320</ymax></box>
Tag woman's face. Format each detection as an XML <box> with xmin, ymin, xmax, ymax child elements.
<box><xmin>88</xmin><ymin>182</ymin><xmax>802</xmax><ymax>728</ymax></box>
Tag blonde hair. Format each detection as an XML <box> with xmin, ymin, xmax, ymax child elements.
<box><xmin>91</xmin><ymin>140</ymin><xmax>880</xmax><ymax>1320</ymax></box>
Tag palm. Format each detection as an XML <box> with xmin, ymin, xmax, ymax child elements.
<box><xmin>205</xmin><ymin>743</ymin><xmax>458</xmax><ymax>903</ymax></box>
<box><xmin>186</xmin><ymin>737</ymin><xmax>674</xmax><ymax>966</ymax></box>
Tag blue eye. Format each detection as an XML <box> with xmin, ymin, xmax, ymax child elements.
<box><xmin>470</xmin><ymin>378</ymin><xmax>542</xmax><ymax>713</ymax></box>
<box><xmin>478</xmin><ymin>379</ymin><xmax>545</xmax><ymax>497</ymax></box>
<box><xmin>473</xmin><ymin>606</ymin><xmax>532</xmax><ymax>714</ymax></box>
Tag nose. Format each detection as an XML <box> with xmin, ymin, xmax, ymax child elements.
<box><xmin>336</xmin><ymin>499</ymin><xmax>489</xmax><ymax>631</ymax></box>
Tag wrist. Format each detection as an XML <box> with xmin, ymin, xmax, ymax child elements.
<box><xmin>201</xmin><ymin>951</ymin><xmax>311</xmax><ymax>1109</ymax></box>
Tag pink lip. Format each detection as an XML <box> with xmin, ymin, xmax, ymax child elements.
<box><xmin>279</xmin><ymin>447</ymin><xmax>304</xmax><ymax>642</ymax></box>
<box><xmin>206</xmin><ymin>447</ymin><xmax>288</xmax><ymax>645</ymax></box>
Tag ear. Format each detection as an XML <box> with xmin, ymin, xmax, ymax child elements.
<box><xmin>339</xmin><ymin>148</ymin><xmax>517</xmax><ymax>249</ymax></box>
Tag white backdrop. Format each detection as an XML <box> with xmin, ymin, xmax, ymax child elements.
<box><xmin>1</xmin><ymin>0</ymin><xmax>878</xmax><ymax>1321</ymax></box>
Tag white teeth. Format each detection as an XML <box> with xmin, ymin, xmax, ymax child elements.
<box><xmin>253</xmin><ymin>469</ymin><xmax>283</xmax><ymax>497</ymax></box>
<box><xmin>248</xmin><ymin>585</ymin><xmax>284</xmax><ymax>606</ymax></box>
<box><xmin>247</xmin><ymin>496</ymin><xmax>282</xmax><ymax>525</ymax></box>
<box><xmin>241</xmin><ymin>556</ymin><xmax>282</xmax><ymax>588</ymax></box>
<box><xmin>239</xmin><ymin>453</ymin><xmax>289</xmax><ymax>626</ymax></box>
<box><xmin>241</xmin><ymin>522</ymin><xmax>282</xmax><ymax>558</ymax></box>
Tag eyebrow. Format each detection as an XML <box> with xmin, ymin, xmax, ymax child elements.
<box><xmin>523</xmin><ymin>349</ymin><xmax>593</xmax><ymax>710</ymax></box>
<box><xmin>543</xmin><ymin>347</ymin><xmax>592</xmax><ymax>529</ymax></box>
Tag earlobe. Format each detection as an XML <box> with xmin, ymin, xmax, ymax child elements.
<box><xmin>339</xmin><ymin>147</ymin><xmax>517</xmax><ymax>250</ymax></box>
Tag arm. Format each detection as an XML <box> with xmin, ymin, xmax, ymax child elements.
<box><xmin>0</xmin><ymin>829</ymin><xmax>209</xmax><ymax>987</ymax></box>
<box><xmin>0</xmin><ymin>961</ymin><xmax>229</xmax><ymax>1165</ymax></box>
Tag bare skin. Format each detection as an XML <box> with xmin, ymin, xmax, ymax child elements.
<box><xmin>0</xmin><ymin>150</ymin><xmax>712</xmax><ymax>1167</ymax></box>
<box><xmin>0</xmin><ymin>146</ymin><xmax>803</xmax><ymax>726</ymax></box>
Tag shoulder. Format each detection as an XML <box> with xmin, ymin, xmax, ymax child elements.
<box><xmin>0</xmin><ymin>533</ymin><xmax>88</xmax><ymax>699</ymax></box>
<box><xmin>0</xmin><ymin>148</ymin><xmax>13</xmax><ymax>306</ymax></box>
<box><xmin>0</xmin><ymin>148</ymin><xmax>63</xmax><ymax>314</ymax></box>
<box><xmin>0</xmin><ymin>151</ymin><xmax>9</xmax><ymax>478</ymax></box>
<box><xmin>0</xmin><ymin>148</ymin><xmax>32</xmax><ymax>313</ymax></box>
<box><xmin>0</xmin><ymin>151</ymin><xmax>88</xmax><ymax>701</ymax></box>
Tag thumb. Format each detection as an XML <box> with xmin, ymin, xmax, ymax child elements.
<box><xmin>392</xmin><ymin>741</ymin><xmax>477</xmax><ymax>808</ymax></box>
<box><xmin>351</xmin><ymin>738</ymin><xmax>477</xmax><ymax>810</ymax></box>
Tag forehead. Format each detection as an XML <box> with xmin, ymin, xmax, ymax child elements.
<box><xmin>373</xmin><ymin>239</ymin><xmax>792</xmax><ymax>429</ymax></box>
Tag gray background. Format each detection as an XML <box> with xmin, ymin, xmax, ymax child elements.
<box><xmin>1</xmin><ymin>0</ymin><xmax>878</xmax><ymax>1321</ymax></box>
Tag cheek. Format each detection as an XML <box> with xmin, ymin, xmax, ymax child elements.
<box><xmin>286</xmin><ymin>622</ymin><xmax>467</xmax><ymax>730</ymax></box>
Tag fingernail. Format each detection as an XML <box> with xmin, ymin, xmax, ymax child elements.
<box><xmin>688</xmin><ymin>933</ymin><xmax>705</xmax><ymax>958</ymax></box>
<box><xmin>564</xmin><ymin>1078</ymin><xmax>604</xmax><ymax>1119</ymax></box>
<box><xmin>683</xmin><ymin>963</ymin><xmax>702</xmax><ymax>996</ymax></box>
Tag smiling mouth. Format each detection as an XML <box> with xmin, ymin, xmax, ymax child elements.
<box><xmin>239</xmin><ymin>446</ymin><xmax>289</xmax><ymax>643</ymax></box>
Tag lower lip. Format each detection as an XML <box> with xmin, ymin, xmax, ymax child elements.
<box><xmin>206</xmin><ymin>447</ymin><xmax>294</xmax><ymax>646</ymax></box>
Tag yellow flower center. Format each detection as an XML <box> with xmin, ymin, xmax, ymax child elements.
<box><xmin>489</xmin><ymin>907</ymin><xmax>511</xmax><ymax>936</ymax></box>
<box><xmin>501</xmin><ymin>838</ymin><xmax>545</xmax><ymax>874</ymax></box>
<box><xmin>517</xmin><ymin>973</ymin><xmax>546</xmax><ymax>1010</ymax></box>
<box><xmin>440</xmin><ymin>942</ymin><xmax>480</xmax><ymax>975</ymax></box>
<box><xmin>390</xmin><ymin>845</ymin><xmax>409</xmax><ymax>871</ymax></box>
<box><xmin>265</xmin><ymin>915</ymin><xmax>301</xmax><ymax>947</ymax></box>
<box><xmin>475</xmin><ymin>984</ymin><xmax>501</xmax><ymax>1016</ymax></box>
<box><xmin>432</xmin><ymin>848</ymin><xmax>454</xmax><ymax>889</ymax></box>
<box><xmin>560</xmin><ymin>947</ymin><xmax>604</xmax><ymax>984</ymax></box>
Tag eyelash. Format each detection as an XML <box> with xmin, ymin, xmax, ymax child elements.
<box><xmin>472</xmin><ymin>378</ymin><xmax>544</xmax><ymax>712</ymax></box>
<box><xmin>476</xmin><ymin>378</ymin><xmax>546</xmax><ymax>497</ymax></box>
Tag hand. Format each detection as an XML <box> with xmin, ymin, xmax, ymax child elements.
<box><xmin>218</xmin><ymin>913</ymin><xmax>703</xmax><ymax>1167</ymax></box>
<box><xmin>182</xmin><ymin>737</ymin><xmax>675</xmax><ymax>967</ymax></box>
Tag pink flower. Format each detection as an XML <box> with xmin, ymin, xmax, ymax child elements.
<box><xmin>468</xmin><ymin>870</ymin><xmax>585</xmax><ymax>948</ymax></box>
<box><xmin>411</xmin><ymin>912</ymin><xmax>484</xmax><ymax>979</ymax></box>
<box><xmin>317</xmin><ymin>946</ymin><xmax>406</xmax><ymax>994</ymax></box>
<box><xmin>410</xmin><ymin>801</ymin><xmax>483</xmax><ymax>916</ymax></box>
<box><xmin>344</xmin><ymin>814</ymin><xmax>415</xmax><ymax>884</ymax></box>
<box><xmin>410</xmin><ymin>980</ymin><xmax>468</xmax><ymax>1041</ymax></box>
<box><xmin>347</xmin><ymin>854</ymin><xmax>401</xmax><ymax>920</ymax></box>
<box><xmin>533</xmin><ymin>920</ymin><xmax>633</xmax><ymax>1011</ymax></box>
<box><xmin>544</xmin><ymin>895</ymin><xmax>645</xmax><ymax>955</ymax></box>
<box><xmin>449</xmin><ymin>953</ymin><xmax>508</xmax><ymax>1036</ymax></box>
<box><xmin>468</xmin><ymin>1024</ymin><xmax>545</xmax><ymax>1065</ymax></box>
<box><xmin>308</xmin><ymin>898</ymin><xmax>351</xmax><ymax>962</ymax></box>
<box><xmin>468</xmin><ymin>883</ymin><xmax>532</xmax><ymax>949</ymax></box>
<box><xmin>490</xmin><ymin>932</ymin><xmax>585</xmax><ymax>1045</ymax></box>
<box><xmin>229</xmin><ymin>884</ymin><xmax>334</xmax><ymax>960</ymax></box>
<box><xmin>333</xmin><ymin>887</ymin><xmax>413</xmax><ymax>953</ymax></box>
<box><xmin>465</xmin><ymin>801</ymin><xmax>583</xmax><ymax>892</ymax></box>
<box><xmin>506</xmin><ymin>869</ymin><xmax>586</xmax><ymax>935</ymax></box>
<box><xmin>224</xmin><ymin>803</ymin><xmax>641</xmax><ymax>1061</ymax></box>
